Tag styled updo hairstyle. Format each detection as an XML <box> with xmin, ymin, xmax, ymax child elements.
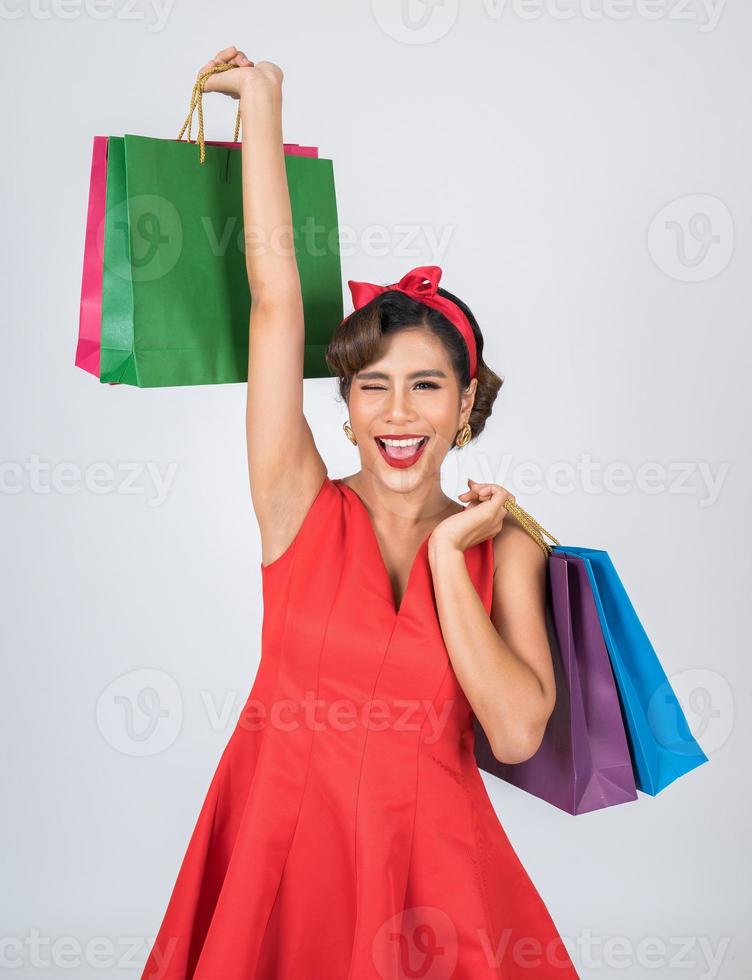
<box><xmin>324</xmin><ymin>286</ymin><xmax>504</xmax><ymax>443</ymax></box>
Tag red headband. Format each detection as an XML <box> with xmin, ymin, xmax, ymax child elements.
<box><xmin>345</xmin><ymin>265</ymin><xmax>478</xmax><ymax>379</ymax></box>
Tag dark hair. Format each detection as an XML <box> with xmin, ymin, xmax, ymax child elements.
<box><xmin>324</xmin><ymin>286</ymin><xmax>504</xmax><ymax>442</ymax></box>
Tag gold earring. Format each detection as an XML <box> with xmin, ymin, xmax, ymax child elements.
<box><xmin>343</xmin><ymin>421</ymin><xmax>357</xmax><ymax>445</ymax></box>
<box><xmin>455</xmin><ymin>422</ymin><xmax>472</xmax><ymax>448</ymax></box>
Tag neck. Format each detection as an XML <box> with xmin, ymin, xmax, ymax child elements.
<box><xmin>344</xmin><ymin>471</ymin><xmax>457</xmax><ymax>529</ymax></box>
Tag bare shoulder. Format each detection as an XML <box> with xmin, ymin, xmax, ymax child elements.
<box><xmin>490</xmin><ymin>508</ymin><xmax>549</xmax><ymax>631</ymax></box>
<box><xmin>492</xmin><ymin>508</ymin><xmax>548</xmax><ymax>580</ymax></box>
<box><xmin>490</xmin><ymin>510</ymin><xmax>557</xmax><ymax>716</ymax></box>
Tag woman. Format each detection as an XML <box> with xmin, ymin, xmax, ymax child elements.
<box><xmin>141</xmin><ymin>46</ymin><xmax>579</xmax><ymax>980</ymax></box>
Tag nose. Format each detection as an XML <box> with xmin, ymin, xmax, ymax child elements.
<box><xmin>383</xmin><ymin>386</ymin><xmax>417</xmax><ymax>424</ymax></box>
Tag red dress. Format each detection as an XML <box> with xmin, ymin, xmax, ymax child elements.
<box><xmin>141</xmin><ymin>475</ymin><xmax>579</xmax><ymax>979</ymax></box>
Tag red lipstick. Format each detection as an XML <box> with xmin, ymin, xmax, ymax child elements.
<box><xmin>374</xmin><ymin>434</ymin><xmax>429</xmax><ymax>469</ymax></box>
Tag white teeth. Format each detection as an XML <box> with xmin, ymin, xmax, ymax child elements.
<box><xmin>380</xmin><ymin>437</ymin><xmax>425</xmax><ymax>447</ymax></box>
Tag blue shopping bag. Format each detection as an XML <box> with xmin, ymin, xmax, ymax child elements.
<box><xmin>552</xmin><ymin>546</ymin><xmax>709</xmax><ymax>795</ymax></box>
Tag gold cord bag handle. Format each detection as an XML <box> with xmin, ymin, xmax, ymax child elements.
<box><xmin>503</xmin><ymin>498</ymin><xmax>561</xmax><ymax>557</ymax></box>
<box><xmin>177</xmin><ymin>63</ymin><xmax>242</xmax><ymax>164</ymax></box>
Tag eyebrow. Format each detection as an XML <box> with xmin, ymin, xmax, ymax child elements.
<box><xmin>355</xmin><ymin>369</ymin><xmax>449</xmax><ymax>381</ymax></box>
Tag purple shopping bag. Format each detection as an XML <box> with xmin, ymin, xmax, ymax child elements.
<box><xmin>474</xmin><ymin>551</ymin><xmax>638</xmax><ymax>815</ymax></box>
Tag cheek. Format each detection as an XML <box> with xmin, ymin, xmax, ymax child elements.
<box><xmin>426</xmin><ymin>394</ymin><xmax>460</xmax><ymax>434</ymax></box>
<box><xmin>347</xmin><ymin>395</ymin><xmax>383</xmax><ymax>438</ymax></box>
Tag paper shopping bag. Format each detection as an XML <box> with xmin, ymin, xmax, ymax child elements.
<box><xmin>554</xmin><ymin>547</ymin><xmax>709</xmax><ymax>795</ymax></box>
<box><xmin>473</xmin><ymin>499</ymin><xmax>708</xmax><ymax>814</ymax></box>
<box><xmin>474</xmin><ymin>551</ymin><xmax>638</xmax><ymax>815</ymax></box>
<box><xmin>76</xmin><ymin>137</ymin><xmax>334</xmax><ymax>386</ymax></box>
<box><xmin>76</xmin><ymin>138</ymin><xmax>318</xmax><ymax>381</ymax></box>
<box><xmin>76</xmin><ymin>136</ymin><xmax>109</xmax><ymax>378</ymax></box>
<box><xmin>99</xmin><ymin>135</ymin><xmax>340</xmax><ymax>387</ymax></box>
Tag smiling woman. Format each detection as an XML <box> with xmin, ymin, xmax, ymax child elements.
<box><xmin>139</xmin><ymin>44</ymin><xmax>580</xmax><ymax>980</ymax></box>
<box><xmin>326</xmin><ymin>267</ymin><xmax>504</xmax><ymax>451</ymax></box>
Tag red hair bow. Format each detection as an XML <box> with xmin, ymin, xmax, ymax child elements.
<box><xmin>345</xmin><ymin>265</ymin><xmax>478</xmax><ymax>379</ymax></box>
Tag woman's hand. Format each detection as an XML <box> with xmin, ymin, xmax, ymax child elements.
<box><xmin>430</xmin><ymin>478</ymin><xmax>516</xmax><ymax>553</ymax></box>
<box><xmin>197</xmin><ymin>46</ymin><xmax>283</xmax><ymax>100</ymax></box>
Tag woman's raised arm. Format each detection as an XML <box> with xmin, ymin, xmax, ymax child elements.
<box><xmin>202</xmin><ymin>47</ymin><xmax>327</xmax><ymax>564</ymax></box>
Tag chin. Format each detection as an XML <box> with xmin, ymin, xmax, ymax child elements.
<box><xmin>368</xmin><ymin>437</ymin><xmax>441</xmax><ymax>493</ymax></box>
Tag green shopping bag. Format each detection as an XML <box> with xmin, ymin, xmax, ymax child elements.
<box><xmin>100</xmin><ymin>133</ymin><xmax>342</xmax><ymax>387</ymax></box>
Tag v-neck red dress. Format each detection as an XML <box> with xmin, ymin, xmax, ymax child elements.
<box><xmin>141</xmin><ymin>474</ymin><xmax>579</xmax><ymax>980</ymax></box>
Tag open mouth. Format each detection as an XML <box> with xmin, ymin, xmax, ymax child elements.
<box><xmin>374</xmin><ymin>435</ymin><xmax>429</xmax><ymax>468</ymax></box>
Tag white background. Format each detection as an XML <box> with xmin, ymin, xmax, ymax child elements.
<box><xmin>1</xmin><ymin>0</ymin><xmax>749</xmax><ymax>977</ymax></box>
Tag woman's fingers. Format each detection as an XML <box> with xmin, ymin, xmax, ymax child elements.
<box><xmin>204</xmin><ymin>45</ymin><xmax>252</xmax><ymax>69</ymax></box>
<box><xmin>458</xmin><ymin>490</ymin><xmax>486</xmax><ymax>509</ymax></box>
<box><xmin>196</xmin><ymin>49</ymin><xmax>252</xmax><ymax>95</ymax></box>
<box><xmin>465</xmin><ymin>479</ymin><xmax>515</xmax><ymax>507</ymax></box>
<box><xmin>196</xmin><ymin>59</ymin><xmax>218</xmax><ymax>79</ymax></box>
<box><xmin>467</xmin><ymin>478</ymin><xmax>498</xmax><ymax>493</ymax></box>
<box><xmin>201</xmin><ymin>45</ymin><xmax>246</xmax><ymax>71</ymax></box>
<box><xmin>467</xmin><ymin>481</ymin><xmax>493</xmax><ymax>502</ymax></box>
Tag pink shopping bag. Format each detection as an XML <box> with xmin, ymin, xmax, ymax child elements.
<box><xmin>76</xmin><ymin>136</ymin><xmax>109</xmax><ymax>377</ymax></box>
